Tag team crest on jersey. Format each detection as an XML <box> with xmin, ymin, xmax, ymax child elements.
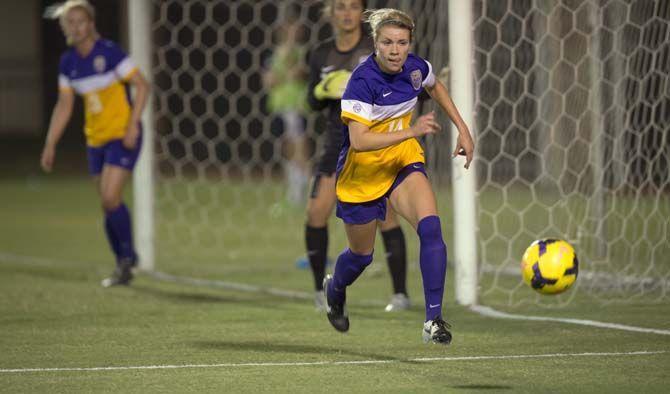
<box><xmin>410</xmin><ymin>69</ymin><xmax>422</xmax><ymax>90</ymax></box>
<box><xmin>93</xmin><ymin>55</ymin><xmax>106</xmax><ymax>73</ymax></box>
<box><xmin>353</xmin><ymin>103</ymin><xmax>362</xmax><ymax>113</ymax></box>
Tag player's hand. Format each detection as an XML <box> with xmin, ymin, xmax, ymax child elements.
<box><xmin>123</xmin><ymin>122</ymin><xmax>140</xmax><ymax>150</ymax></box>
<box><xmin>40</xmin><ymin>145</ymin><xmax>56</xmax><ymax>173</ymax></box>
<box><xmin>410</xmin><ymin>111</ymin><xmax>441</xmax><ymax>137</ymax></box>
<box><xmin>453</xmin><ymin>126</ymin><xmax>474</xmax><ymax>169</ymax></box>
<box><xmin>314</xmin><ymin>69</ymin><xmax>352</xmax><ymax>100</ymax></box>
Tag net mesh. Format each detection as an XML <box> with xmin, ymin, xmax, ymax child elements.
<box><xmin>148</xmin><ymin>0</ymin><xmax>669</xmax><ymax>305</ymax></box>
<box><xmin>473</xmin><ymin>0</ymin><xmax>670</xmax><ymax>306</ymax></box>
<box><xmin>149</xmin><ymin>0</ymin><xmax>450</xmax><ymax>277</ymax></box>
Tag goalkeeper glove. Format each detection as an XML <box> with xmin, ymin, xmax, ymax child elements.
<box><xmin>313</xmin><ymin>69</ymin><xmax>352</xmax><ymax>100</ymax></box>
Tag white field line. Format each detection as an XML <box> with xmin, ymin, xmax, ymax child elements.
<box><xmin>0</xmin><ymin>252</ymin><xmax>385</xmax><ymax>307</ymax></box>
<box><xmin>480</xmin><ymin>263</ymin><xmax>670</xmax><ymax>290</ymax></box>
<box><xmin>0</xmin><ymin>252</ymin><xmax>76</xmax><ymax>267</ymax></box>
<box><xmin>145</xmin><ymin>270</ymin><xmax>386</xmax><ymax>307</ymax></box>
<box><xmin>1</xmin><ymin>350</ymin><xmax>666</xmax><ymax>374</ymax></box>
<box><xmin>471</xmin><ymin>305</ymin><xmax>670</xmax><ymax>336</ymax></box>
<box><xmin>2</xmin><ymin>252</ymin><xmax>668</xmax><ymax>334</ymax></box>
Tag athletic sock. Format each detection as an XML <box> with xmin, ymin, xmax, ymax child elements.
<box><xmin>305</xmin><ymin>225</ymin><xmax>328</xmax><ymax>291</ymax></box>
<box><xmin>327</xmin><ymin>248</ymin><xmax>373</xmax><ymax>305</ymax></box>
<box><xmin>381</xmin><ymin>226</ymin><xmax>407</xmax><ymax>295</ymax></box>
<box><xmin>417</xmin><ymin>216</ymin><xmax>447</xmax><ymax>322</ymax></box>
<box><xmin>106</xmin><ymin>203</ymin><xmax>136</xmax><ymax>264</ymax></box>
<box><xmin>104</xmin><ymin>215</ymin><xmax>121</xmax><ymax>261</ymax></box>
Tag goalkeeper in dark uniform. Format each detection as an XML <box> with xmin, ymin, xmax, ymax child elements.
<box><xmin>304</xmin><ymin>0</ymin><xmax>409</xmax><ymax>312</ymax></box>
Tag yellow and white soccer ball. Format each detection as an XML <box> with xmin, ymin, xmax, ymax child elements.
<box><xmin>521</xmin><ymin>239</ymin><xmax>579</xmax><ymax>295</ymax></box>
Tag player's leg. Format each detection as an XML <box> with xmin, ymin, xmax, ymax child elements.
<box><xmin>305</xmin><ymin>173</ymin><xmax>337</xmax><ymax>310</ymax></box>
<box><xmin>98</xmin><ymin>138</ymin><xmax>142</xmax><ymax>287</ymax></box>
<box><xmin>324</xmin><ymin>219</ymin><xmax>376</xmax><ymax>332</ymax></box>
<box><xmin>389</xmin><ymin>167</ymin><xmax>452</xmax><ymax>344</ymax></box>
<box><xmin>88</xmin><ymin>145</ymin><xmax>122</xmax><ymax>263</ymax></box>
<box><xmin>305</xmin><ymin>127</ymin><xmax>342</xmax><ymax>309</ymax></box>
<box><xmin>378</xmin><ymin>209</ymin><xmax>410</xmax><ymax>312</ymax></box>
<box><xmin>99</xmin><ymin>164</ymin><xmax>135</xmax><ymax>261</ymax></box>
<box><xmin>99</xmin><ymin>164</ymin><xmax>137</xmax><ymax>287</ymax></box>
<box><xmin>325</xmin><ymin>198</ymin><xmax>385</xmax><ymax>332</ymax></box>
<box><xmin>282</xmin><ymin>112</ymin><xmax>309</xmax><ymax>205</ymax></box>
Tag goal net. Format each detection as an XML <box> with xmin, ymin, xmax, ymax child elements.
<box><xmin>472</xmin><ymin>0</ymin><xmax>670</xmax><ymax>306</ymax></box>
<box><xmin>141</xmin><ymin>0</ymin><xmax>669</xmax><ymax>306</ymax></box>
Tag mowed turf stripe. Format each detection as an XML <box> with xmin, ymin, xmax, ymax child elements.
<box><xmin>1</xmin><ymin>351</ymin><xmax>666</xmax><ymax>374</ymax></box>
<box><xmin>472</xmin><ymin>305</ymin><xmax>670</xmax><ymax>336</ymax></box>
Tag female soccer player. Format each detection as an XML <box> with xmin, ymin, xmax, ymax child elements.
<box><xmin>40</xmin><ymin>0</ymin><xmax>150</xmax><ymax>287</ymax></box>
<box><xmin>305</xmin><ymin>0</ymin><xmax>410</xmax><ymax>312</ymax></box>
<box><xmin>323</xmin><ymin>8</ymin><xmax>474</xmax><ymax>344</ymax></box>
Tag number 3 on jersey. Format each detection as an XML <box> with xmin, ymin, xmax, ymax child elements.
<box><xmin>86</xmin><ymin>93</ymin><xmax>103</xmax><ymax>114</ymax></box>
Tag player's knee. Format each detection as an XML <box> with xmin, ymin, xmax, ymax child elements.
<box><xmin>100</xmin><ymin>194</ymin><xmax>121</xmax><ymax>211</ymax></box>
<box><xmin>343</xmin><ymin>248</ymin><xmax>373</xmax><ymax>267</ymax></box>
<box><xmin>306</xmin><ymin>203</ymin><xmax>327</xmax><ymax>227</ymax></box>
<box><xmin>417</xmin><ymin>215</ymin><xmax>444</xmax><ymax>246</ymax></box>
<box><xmin>349</xmin><ymin>243</ymin><xmax>374</xmax><ymax>256</ymax></box>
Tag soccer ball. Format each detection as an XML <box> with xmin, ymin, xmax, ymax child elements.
<box><xmin>521</xmin><ymin>239</ymin><xmax>579</xmax><ymax>295</ymax></box>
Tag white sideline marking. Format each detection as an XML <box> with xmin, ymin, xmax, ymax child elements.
<box><xmin>145</xmin><ymin>270</ymin><xmax>386</xmax><ymax>307</ymax></box>
<box><xmin>1</xmin><ymin>350</ymin><xmax>666</xmax><ymax>374</ymax></box>
<box><xmin>2</xmin><ymin>252</ymin><xmax>668</xmax><ymax>333</ymax></box>
<box><xmin>0</xmin><ymin>252</ymin><xmax>385</xmax><ymax>307</ymax></box>
<box><xmin>0</xmin><ymin>252</ymin><xmax>67</xmax><ymax>267</ymax></box>
<box><xmin>147</xmin><ymin>270</ymin><xmax>313</xmax><ymax>300</ymax></box>
<box><xmin>481</xmin><ymin>263</ymin><xmax>670</xmax><ymax>291</ymax></box>
<box><xmin>472</xmin><ymin>305</ymin><xmax>670</xmax><ymax>336</ymax></box>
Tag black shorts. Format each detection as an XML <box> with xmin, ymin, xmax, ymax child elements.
<box><xmin>314</xmin><ymin>127</ymin><xmax>344</xmax><ymax>176</ymax></box>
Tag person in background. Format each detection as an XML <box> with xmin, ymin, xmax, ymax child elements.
<box><xmin>263</xmin><ymin>4</ymin><xmax>310</xmax><ymax>206</ymax></box>
<box><xmin>304</xmin><ymin>0</ymin><xmax>411</xmax><ymax>313</ymax></box>
<box><xmin>41</xmin><ymin>0</ymin><xmax>150</xmax><ymax>287</ymax></box>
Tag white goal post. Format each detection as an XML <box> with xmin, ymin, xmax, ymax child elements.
<box><xmin>129</xmin><ymin>0</ymin><xmax>155</xmax><ymax>271</ymax></box>
<box><xmin>448</xmin><ymin>0</ymin><xmax>479</xmax><ymax>306</ymax></box>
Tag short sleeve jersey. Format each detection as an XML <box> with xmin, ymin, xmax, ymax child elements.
<box><xmin>336</xmin><ymin>53</ymin><xmax>436</xmax><ymax>203</ymax></box>
<box><xmin>58</xmin><ymin>39</ymin><xmax>138</xmax><ymax>147</ymax></box>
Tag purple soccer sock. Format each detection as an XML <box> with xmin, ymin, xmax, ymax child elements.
<box><xmin>106</xmin><ymin>203</ymin><xmax>136</xmax><ymax>263</ymax></box>
<box><xmin>327</xmin><ymin>248</ymin><xmax>373</xmax><ymax>305</ymax></box>
<box><xmin>104</xmin><ymin>216</ymin><xmax>121</xmax><ymax>260</ymax></box>
<box><xmin>417</xmin><ymin>215</ymin><xmax>447</xmax><ymax>322</ymax></box>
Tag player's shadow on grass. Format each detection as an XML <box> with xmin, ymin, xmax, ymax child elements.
<box><xmin>191</xmin><ymin>340</ymin><xmax>417</xmax><ymax>363</ymax></box>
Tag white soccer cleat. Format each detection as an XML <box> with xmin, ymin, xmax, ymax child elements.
<box><xmin>384</xmin><ymin>293</ymin><xmax>410</xmax><ymax>312</ymax></box>
<box><xmin>314</xmin><ymin>291</ymin><xmax>327</xmax><ymax>312</ymax></box>
<box><xmin>422</xmin><ymin>318</ymin><xmax>452</xmax><ymax>345</ymax></box>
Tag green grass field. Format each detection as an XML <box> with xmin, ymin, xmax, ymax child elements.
<box><xmin>1</xmin><ymin>176</ymin><xmax>669</xmax><ymax>393</ymax></box>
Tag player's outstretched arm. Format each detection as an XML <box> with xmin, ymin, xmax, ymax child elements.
<box><xmin>348</xmin><ymin>112</ymin><xmax>440</xmax><ymax>152</ymax></box>
<box><xmin>425</xmin><ymin>79</ymin><xmax>474</xmax><ymax>169</ymax></box>
<box><xmin>123</xmin><ymin>71</ymin><xmax>150</xmax><ymax>150</ymax></box>
<box><xmin>41</xmin><ymin>89</ymin><xmax>74</xmax><ymax>173</ymax></box>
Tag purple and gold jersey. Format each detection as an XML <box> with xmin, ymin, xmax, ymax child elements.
<box><xmin>58</xmin><ymin>39</ymin><xmax>138</xmax><ymax>147</ymax></box>
<box><xmin>336</xmin><ymin>53</ymin><xmax>436</xmax><ymax>203</ymax></box>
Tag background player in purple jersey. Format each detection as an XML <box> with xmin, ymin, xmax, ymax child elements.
<box><xmin>305</xmin><ymin>0</ymin><xmax>410</xmax><ymax>313</ymax></box>
<box><xmin>40</xmin><ymin>0</ymin><xmax>150</xmax><ymax>287</ymax></box>
<box><xmin>323</xmin><ymin>8</ymin><xmax>475</xmax><ymax>344</ymax></box>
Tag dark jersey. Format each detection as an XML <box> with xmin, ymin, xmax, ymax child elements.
<box><xmin>307</xmin><ymin>35</ymin><xmax>374</xmax><ymax>133</ymax></box>
<box><xmin>307</xmin><ymin>34</ymin><xmax>374</xmax><ymax>174</ymax></box>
